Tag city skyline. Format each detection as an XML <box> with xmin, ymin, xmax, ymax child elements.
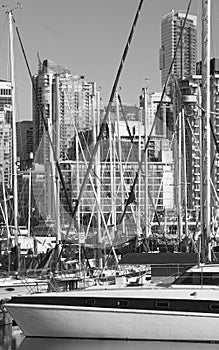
<box><xmin>0</xmin><ymin>0</ymin><xmax>219</xmax><ymax>121</ymax></box>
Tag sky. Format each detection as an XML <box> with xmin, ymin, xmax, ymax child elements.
<box><xmin>0</xmin><ymin>0</ymin><xmax>219</xmax><ymax>121</ymax></box>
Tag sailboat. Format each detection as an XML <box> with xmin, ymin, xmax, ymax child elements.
<box><xmin>5</xmin><ymin>0</ymin><xmax>219</xmax><ymax>342</ymax></box>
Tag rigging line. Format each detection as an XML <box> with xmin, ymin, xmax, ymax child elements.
<box><xmin>0</xmin><ymin>15</ymin><xmax>7</xmax><ymax>48</ymax></box>
<box><xmin>62</xmin><ymin>82</ymin><xmax>129</xmax><ymax>229</ymax></box>
<box><xmin>210</xmin><ymin>119</ymin><xmax>219</xmax><ymax>153</ymax></box>
<box><xmin>61</xmin><ymin>120</ymin><xmax>119</xmax><ymax>260</ymax></box>
<box><xmin>13</xmin><ymin>16</ymin><xmax>75</xmax><ymax>226</ymax></box>
<box><xmin>209</xmin><ymin>119</ymin><xmax>219</xmax><ymax>178</ymax></box>
<box><xmin>67</xmin><ymin>107</ymin><xmax>119</xmax><ymax>208</ymax></box>
<box><xmin>65</xmin><ymin>0</ymin><xmax>144</xmax><ymax>235</ymax></box>
<box><xmin>117</xmin><ymin>94</ymin><xmax>135</xmax><ymax>143</ymax></box>
<box><xmin>118</xmin><ymin>0</ymin><xmax>193</xmax><ymax>226</ymax></box>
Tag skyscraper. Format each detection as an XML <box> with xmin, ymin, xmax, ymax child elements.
<box><xmin>32</xmin><ymin>59</ymin><xmax>97</xmax><ymax>223</ymax></box>
<box><xmin>32</xmin><ymin>59</ymin><xmax>95</xmax><ymax>162</ymax></box>
<box><xmin>159</xmin><ymin>10</ymin><xmax>197</xmax><ymax>87</ymax></box>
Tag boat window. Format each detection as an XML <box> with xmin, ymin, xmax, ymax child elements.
<box><xmin>202</xmin><ymin>273</ymin><xmax>219</xmax><ymax>285</ymax></box>
<box><xmin>155</xmin><ymin>301</ymin><xmax>170</xmax><ymax>309</ymax></box>
<box><xmin>209</xmin><ymin>304</ymin><xmax>219</xmax><ymax>311</ymax></box>
<box><xmin>172</xmin><ymin>272</ymin><xmax>197</xmax><ymax>285</ymax></box>
<box><xmin>84</xmin><ymin>299</ymin><xmax>96</xmax><ymax>306</ymax></box>
<box><xmin>117</xmin><ymin>300</ymin><xmax>129</xmax><ymax>307</ymax></box>
<box><xmin>173</xmin><ymin>271</ymin><xmax>219</xmax><ymax>286</ymax></box>
<box><xmin>5</xmin><ymin>287</ymin><xmax>15</xmax><ymax>291</ymax></box>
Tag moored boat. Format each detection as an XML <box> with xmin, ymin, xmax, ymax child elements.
<box><xmin>5</xmin><ymin>263</ymin><xmax>219</xmax><ymax>341</ymax></box>
<box><xmin>5</xmin><ymin>0</ymin><xmax>219</xmax><ymax>342</ymax></box>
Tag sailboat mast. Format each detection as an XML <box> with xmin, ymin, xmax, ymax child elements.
<box><xmin>201</xmin><ymin>0</ymin><xmax>211</xmax><ymax>261</ymax></box>
<box><xmin>143</xmin><ymin>87</ymin><xmax>149</xmax><ymax>238</ymax></box>
<box><xmin>8</xmin><ymin>10</ymin><xmax>19</xmax><ymax>247</ymax></box>
<box><xmin>178</xmin><ymin>108</ymin><xmax>183</xmax><ymax>247</ymax></box>
<box><xmin>182</xmin><ymin>109</ymin><xmax>188</xmax><ymax>237</ymax></box>
<box><xmin>55</xmin><ymin>76</ymin><xmax>61</xmax><ymax>253</ymax></box>
<box><xmin>27</xmin><ymin>152</ymin><xmax>33</xmax><ymax>236</ymax></box>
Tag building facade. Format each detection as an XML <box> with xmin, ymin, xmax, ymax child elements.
<box><xmin>32</xmin><ymin>59</ymin><xmax>98</xmax><ymax>223</ymax></box>
<box><xmin>159</xmin><ymin>10</ymin><xmax>197</xmax><ymax>87</ymax></box>
<box><xmin>32</xmin><ymin>59</ymin><xmax>96</xmax><ymax>163</ymax></box>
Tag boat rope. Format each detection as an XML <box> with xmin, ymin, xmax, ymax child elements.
<box><xmin>117</xmin><ymin>94</ymin><xmax>135</xmax><ymax>143</ymax></box>
<box><xmin>60</xmin><ymin>86</ymin><xmax>138</xmax><ymax>248</ymax></box>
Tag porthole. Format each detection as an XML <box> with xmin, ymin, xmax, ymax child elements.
<box><xmin>155</xmin><ymin>301</ymin><xmax>170</xmax><ymax>309</ymax></box>
<box><xmin>209</xmin><ymin>304</ymin><xmax>219</xmax><ymax>311</ymax></box>
<box><xmin>84</xmin><ymin>299</ymin><xmax>96</xmax><ymax>306</ymax></box>
<box><xmin>117</xmin><ymin>300</ymin><xmax>129</xmax><ymax>307</ymax></box>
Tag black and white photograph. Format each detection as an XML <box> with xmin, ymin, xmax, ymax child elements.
<box><xmin>0</xmin><ymin>0</ymin><xmax>219</xmax><ymax>349</ymax></box>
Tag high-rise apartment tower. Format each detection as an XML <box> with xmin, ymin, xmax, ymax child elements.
<box><xmin>159</xmin><ymin>10</ymin><xmax>197</xmax><ymax>87</ymax></box>
<box><xmin>32</xmin><ymin>59</ymin><xmax>95</xmax><ymax>162</ymax></box>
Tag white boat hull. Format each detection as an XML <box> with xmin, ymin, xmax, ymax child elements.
<box><xmin>18</xmin><ymin>338</ymin><xmax>219</xmax><ymax>350</ymax></box>
<box><xmin>6</xmin><ymin>302</ymin><xmax>219</xmax><ymax>341</ymax></box>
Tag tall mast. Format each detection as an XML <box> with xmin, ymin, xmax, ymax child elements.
<box><xmin>182</xmin><ymin>108</ymin><xmax>188</xmax><ymax>237</ymax></box>
<box><xmin>178</xmin><ymin>108</ymin><xmax>183</xmax><ymax>247</ymax></box>
<box><xmin>27</xmin><ymin>152</ymin><xmax>33</xmax><ymax>236</ymax></box>
<box><xmin>8</xmin><ymin>10</ymin><xmax>19</xmax><ymax>248</ymax></box>
<box><xmin>201</xmin><ymin>0</ymin><xmax>211</xmax><ymax>261</ymax></box>
<box><xmin>143</xmin><ymin>87</ymin><xmax>149</xmax><ymax>238</ymax></box>
<box><xmin>96</xmin><ymin>89</ymin><xmax>102</xmax><ymax>269</ymax></box>
<box><xmin>137</xmin><ymin>117</ymin><xmax>142</xmax><ymax>238</ymax></box>
<box><xmin>91</xmin><ymin>82</ymin><xmax>101</xmax><ymax>268</ymax></box>
<box><xmin>55</xmin><ymin>76</ymin><xmax>61</xmax><ymax>255</ymax></box>
<box><xmin>115</xmin><ymin>91</ymin><xmax>125</xmax><ymax>236</ymax></box>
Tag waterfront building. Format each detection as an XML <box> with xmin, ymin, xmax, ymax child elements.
<box><xmin>159</xmin><ymin>10</ymin><xmax>197</xmax><ymax>87</ymax></box>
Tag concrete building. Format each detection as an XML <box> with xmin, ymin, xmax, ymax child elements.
<box><xmin>32</xmin><ymin>59</ymin><xmax>95</xmax><ymax>163</ymax></box>
<box><xmin>159</xmin><ymin>10</ymin><xmax>197</xmax><ymax>87</ymax></box>
<box><xmin>32</xmin><ymin>59</ymin><xmax>98</xmax><ymax>223</ymax></box>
